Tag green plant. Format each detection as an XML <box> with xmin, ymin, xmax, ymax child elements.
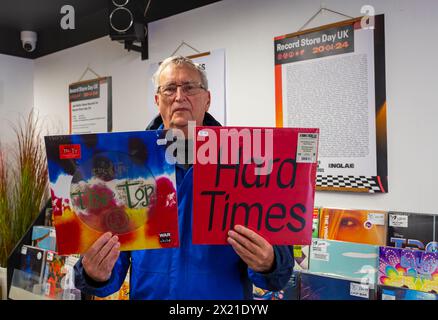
<box><xmin>0</xmin><ymin>111</ymin><xmax>49</xmax><ymax>267</ymax></box>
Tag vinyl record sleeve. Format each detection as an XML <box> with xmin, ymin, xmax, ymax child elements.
<box><xmin>20</xmin><ymin>245</ymin><xmax>47</xmax><ymax>282</ymax></box>
<box><xmin>387</xmin><ymin>211</ymin><xmax>438</xmax><ymax>252</ymax></box>
<box><xmin>379</xmin><ymin>285</ymin><xmax>437</xmax><ymax>300</ymax></box>
<box><xmin>379</xmin><ymin>246</ymin><xmax>438</xmax><ymax>293</ymax></box>
<box><xmin>309</xmin><ymin>239</ymin><xmax>379</xmax><ymax>285</ymax></box>
<box><xmin>319</xmin><ymin>208</ymin><xmax>388</xmax><ymax>245</ymax></box>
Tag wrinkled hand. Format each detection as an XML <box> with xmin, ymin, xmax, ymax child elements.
<box><xmin>82</xmin><ymin>232</ymin><xmax>120</xmax><ymax>282</ymax></box>
<box><xmin>227</xmin><ymin>225</ymin><xmax>274</xmax><ymax>273</ymax></box>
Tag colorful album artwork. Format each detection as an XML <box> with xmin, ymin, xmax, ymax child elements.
<box><xmin>379</xmin><ymin>285</ymin><xmax>437</xmax><ymax>300</ymax></box>
<box><xmin>274</xmin><ymin>15</ymin><xmax>388</xmax><ymax>193</ymax></box>
<box><xmin>300</xmin><ymin>272</ymin><xmax>375</xmax><ymax>300</ymax></box>
<box><xmin>293</xmin><ymin>245</ymin><xmax>309</xmax><ymax>271</ymax></box>
<box><xmin>43</xmin><ymin>251</ymin><xmax>68</xmax><ymax>299</ymax></box>
<box><xmin>319</xmin><ymin>208</ymin><xmax>387</xmax><ymax>245</ymax></box>
<box><xmin>42</xmin><ymin>252</ymin><xmax>81</xmax><ymax>300</ymax></box>
<box><xmin>387</xmin><ymin>211</ymin><xmax>438</xmax><ymax>252</ymax></box>
<box><xmin>312</xmin><ymin>207</ymin><xmax>320</xmax><ymax>238</ymax></box>
<box><xmin>379</xmin><ymin>246</ymin><xmax>438</xmax><ymax>293</ymax></box>
<box><xmin>253</xmin><ymin>271</ymin><xmax>299</xmax><ymax>300</ymax></box>
<box><xmin>44</xmin><ymin>130</ymin><xmax>179</xmax><ymax>254</ymax></box>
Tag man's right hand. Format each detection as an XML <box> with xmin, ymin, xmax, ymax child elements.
<box><xmin>82</xmin><ymin>232</ymin><xmax>121</xmax><ymax>282</ymax></box>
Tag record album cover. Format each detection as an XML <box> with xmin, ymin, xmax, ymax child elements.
<box><xmin>379</xmin><ymin>285</ymin><xmax>437</xmax><ymax>300</ymax></box>
<box><xmin>300</xmin><ymin>272</ymin><xmax>375</xmax><ymax>300</ymax></box>
<box><xmin>43</xmin><ymin>251</ymin><xmax>68</xmax><ymax>299</ymax></box>
<box><xmin>379</xmin><ymin>246</ymin><xmax>438</xmax><ymax>293</ymax></box>
<box><xmin>32</xmin><ymin>226</ymin><xmax>57</xmax><ymax>251</ymax></box>
<box><xmin>293</xmin><ymin>245</ymin><xmax>309</xmax><ymax>271</ymax></box>
<box><xmin>42</xmin><ymin>252</ymin><xmax>81</xmax><ymax>300</ymax></box>
<box><xmin>253</xmin><ymin>271</ymin><xmax>299</xmax><ymax>300</ymax></box>
<box><xmin>45</xmin><ymin>130</ymin><xmax>179</xmax><ymax>254</ymax></box>
<box><xmin>387</xmin><ymin>211</ymin><xmax>438</xmax><ymax>252</ymax></box>
<box><xmin>94</xmin><ymin>270</ymin><xmax>130</xmax><ymax>300</ymax></box>
<box><xmin>193</xmin><ymin>126</ymin><xmax>319</xmax><ymax>245</ymax></box>
<box><xmin>20</xmin><ymin>245</ymin><xmax>47</xmax><ymax>282</ymax></box>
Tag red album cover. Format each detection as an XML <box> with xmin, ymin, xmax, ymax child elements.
<box><xmin>193</xmin><ymin>126</ymin><xmax>319</xmax><ymax>245</ymax></box>
<box><xmin>43</xmin><ymin>251</ymin><xmax>68</xmax><ymax>299</ymax></box>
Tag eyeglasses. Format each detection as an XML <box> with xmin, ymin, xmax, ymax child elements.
<box><xmin>158</xmin><ymin>82</ymin><xmax>206</xmax><ymax>97</ymax></box>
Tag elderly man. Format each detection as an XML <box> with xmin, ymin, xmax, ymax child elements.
<box><xmin>74</xmin><ymin>56</ymin><xmax>294</xmax><ymax>299</ymax></box>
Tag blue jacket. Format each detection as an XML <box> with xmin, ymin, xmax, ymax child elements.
<box><xmin>74</xmin><ymin>113</ymin><xmax>294</xmax><ymax>299</ymax></box>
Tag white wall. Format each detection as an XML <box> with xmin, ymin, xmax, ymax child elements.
<box><xmin>19</xmin><ymin>0</ymin><xmax>438</xmax><ymax>213</ymax></box>
<box><xmin>0</xmin><ymin>54</ymin><xmax>34</xmax><ymax>144</ymax></box>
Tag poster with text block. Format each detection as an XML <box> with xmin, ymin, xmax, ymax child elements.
<box><xmin>275</xmin><ymin>15</ymin><xmax>387</xmax><ymax>193</ymax></box>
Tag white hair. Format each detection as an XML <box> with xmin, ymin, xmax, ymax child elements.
<box><xmin>152</xmin><ymin>55</ymin><xmax>208</xmax><ymax>92</ymax></box>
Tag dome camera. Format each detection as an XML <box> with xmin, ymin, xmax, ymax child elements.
<box><xmin>20</xmin><ymin>31</ymin><xmax>37</xmax><ymax>52</ymax></box>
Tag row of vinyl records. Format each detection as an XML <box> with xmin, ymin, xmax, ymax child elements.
<box><xmin>9</xmin><ymin>207</ymin><xmax>438</xmax><ymax>300</ymax></box>
<box><xmin>253</xmin><ymin>207</ymin><xmax>438</xmax><ymax>300</ymax></box>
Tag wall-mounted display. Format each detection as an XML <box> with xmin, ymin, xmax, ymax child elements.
<box><xmin>44</xmin><ymin>130</ymin><xmax>179</xmax><ymax>254</ymax></box>
<box><xmin>31</xmin><ymin>226</ymin><xmax>57</xmax><ymax>251</ymax></box>
<box><xmin>274</xmin><ymin>15</ymin><xmax>387</xmax><ymax>193</ymax></box>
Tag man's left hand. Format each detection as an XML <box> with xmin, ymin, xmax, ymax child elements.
<box><xmin>227</xmin><ymin>225</ymin><xmax>274</xmax><ymax>273</ymax></box>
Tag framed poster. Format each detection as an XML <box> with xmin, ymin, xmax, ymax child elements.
<box><xmin>274</xmin><ymin>15</ymin><xmax>387</xmax><ymax>193</ymax></box>
<box><xmin>69</xmin><ymin>77</ymin><xmax>112</xmax><ymax>134</ymax></box>
<box><xmin>147</xmin><ymin>49</ymin><xmax>226</xmax><ymax>125</ymax></box>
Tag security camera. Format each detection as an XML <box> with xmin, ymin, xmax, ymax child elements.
<box><xmin>20</xmin><ymin>31</ymin><xmax>37</xmax><ymax>52</ymax></box>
